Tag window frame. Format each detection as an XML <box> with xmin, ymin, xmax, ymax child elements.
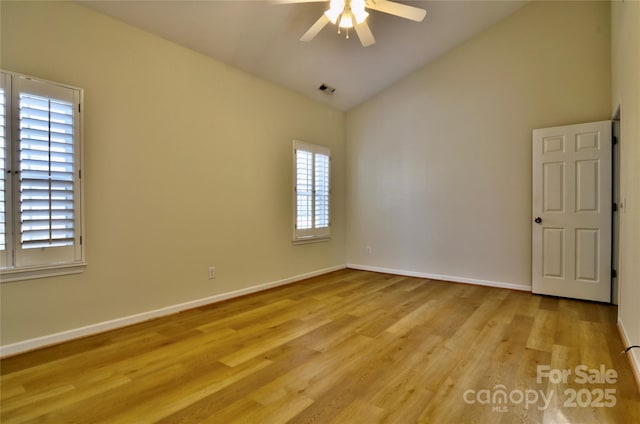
<box><xmin>0</xmin><ymin>70</ymin><xmax>85</xmax><ymax>283</ymax></box>
<box><xmin>292</xmin><ymin>140</ymin><xmax>331</xmax><ymax>244</ymax></box>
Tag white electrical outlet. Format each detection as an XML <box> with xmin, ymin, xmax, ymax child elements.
<box><xmin>366</xmin><ymin>246</ymin><xmax>372</xmax><ymax>255</ymax></box>
<box><xmin>208</xmin><ymin>266</ymin><xmax>216</xmax><ymax>279</ymax></box>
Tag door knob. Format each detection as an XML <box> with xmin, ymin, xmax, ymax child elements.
<box><xmin>534</xmin><ymin>217</ymin><xmax>542</xmax><ymax>224</ymax></box>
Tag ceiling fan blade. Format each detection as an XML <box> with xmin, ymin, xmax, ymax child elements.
<box><xmin>300</xmin><ymin>14</ymin><xmax>330</xmax><ymax>42</ymax></box>
<box><xmin>366</xmin><ymin>0</ymin><xmax>427</xmax><ymax>22</ymax></box>
<box><xmin>354</xmin><ymin>20</ymin><xmax>375</xmax><ymax>47</ymax></box>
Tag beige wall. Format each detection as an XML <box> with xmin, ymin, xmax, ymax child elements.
<box><xmin>611</xmin><ymin>0</ymin><xmax>640</xmax><ymax>378</ymax></box>
<box><xmin>346</xmin><ymin>1</ymin><xmax>611</xmax><ymax>288</ymax></box>
<box><xmin>0</xmin><ymin>1</ymin><xmax>345</xmax><ymax>346</ymax></box>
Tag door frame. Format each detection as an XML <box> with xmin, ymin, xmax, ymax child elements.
<box><xmin>612</xmin><ymin>106</ymin><xmax>621</xmax><ymax>305</ymax></box>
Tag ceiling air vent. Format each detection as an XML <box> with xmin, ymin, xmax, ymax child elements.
<box><xmin>318</xmin><ymin>83</ymin><xmax>336</xmax><ymax>95</ymax></box>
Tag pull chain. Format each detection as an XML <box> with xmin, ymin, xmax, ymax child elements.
<box><xmin>337</xmin><ymin>26</ymin><xmax>350</xmax><ymax>40</ymax></box>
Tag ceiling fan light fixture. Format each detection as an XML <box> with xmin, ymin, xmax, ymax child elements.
<box><xmin>354</xmin><ymin>10</ymin><xmax>369</xmax><ymax>25</ymax></box>
<box><xmin>338</xmin><ymin>12</ymin><xmax>354</xmax><ymax>29</ymax></box>
<box><xmin>351</xmin><ymin>0</ymin><xmax>369</xmax><ymax>24</ymax></box>
<box><xmin>324</xmin><ymin>0</ymin><xmax>345</xmax><ymax>24</ymax></box>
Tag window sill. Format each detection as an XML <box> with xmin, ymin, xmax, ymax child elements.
<box><xmin>1</xmin><ymin>262</ymin><xmax>86</xmax><ymax>283</ymax></box>
<box><xmin>293</xmin><ymin>236</ymin><xmax>331</xmax><ymax>245</ymax></box>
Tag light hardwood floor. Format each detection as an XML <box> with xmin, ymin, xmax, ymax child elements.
<box><xmin>1</xmin><ymin>269</ymin><xmax>639</xmax><ymax>423</ymax></box>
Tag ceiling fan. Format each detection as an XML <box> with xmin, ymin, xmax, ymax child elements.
<box><xmin>277</xmin><ymin>0</ymin><xmax>427</xmax><ymax>47</ymax></box>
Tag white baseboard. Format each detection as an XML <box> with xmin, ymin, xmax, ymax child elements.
<box><xmin>347</xmin><ymin>263</ymin><xmax>531</xmax><ymax>292</ymax></box>
<box><xmin>617</xmin><ymin>317</ymin><xmax>640</xmax><ymax>392</ymax></box>
<box><xmin>0</xmin><ymin>264</ymin><xmax>347</xmax><ymax>358</ymax></box>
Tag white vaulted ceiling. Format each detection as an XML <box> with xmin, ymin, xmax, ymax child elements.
<box><xmin>80</xmin><ymin>1</ymin><xmax>526</xmax><ymax>111</ymax></box>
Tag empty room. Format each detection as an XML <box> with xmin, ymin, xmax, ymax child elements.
<box><xmin>1</xmin><ymin>0</ymin><xmax>639</xmax><ymax>422</ymax></box>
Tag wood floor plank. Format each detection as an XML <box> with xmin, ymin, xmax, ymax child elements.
<box><xmin>218</xmin><ymin>318</ymin><xmax>332</xmax><ymax>367</ymax></box>
<box><xmin>526</xmin><ymin>308</ymin><xmax>556</xmax><ymax>352</ymax></box>
<box><xmin>1</xmin><ymin>269</ymin><xmax>638</xmax><ymax>423</ymax></box>
<box><xmin>328</xmin><ymin>399</ymin><xmax>385</xmax><ymax>424</ymax></box>
<box><xmin>155</xmin><ymin>345</ymin><xmax>320</xmax><ymax>423</ymax></box>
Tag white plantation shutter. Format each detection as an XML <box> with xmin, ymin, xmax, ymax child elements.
<box><xmin>296</xmin><ymin>149</ymin><xmax>313</xmax><ymax>231</ymax></box>
<box><xmin>0</xmin><ymin>71</ymin><xmax>84</xmax><ymax>278</ymax></box>
<box><xmin>0</xmin><ymin>74</ymin><xmax>9</xmax><ymax>268</ymax></box>
<box><xmin>314</xmin><ymin>152</ymin><xmax>329</xmax><ymax>228</ymax></box>
<box><xmin>293</xmin><ymin>141</ymin><xmax>330</xmax><ymax>241</ymax></box>
<box><xmin>19</xmin><ymin>93</ymin><xmax>76</xmax><ymax>249</ymax></box>
<box><xmin>1</xmin><ymin>88</ymin><xmax>6</xmax><ymax>250</ymax></box>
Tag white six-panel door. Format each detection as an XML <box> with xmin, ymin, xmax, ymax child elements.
<box><xmin>532</xmin><ymin>121</ymin><xmax>612</xmax><ymax>302</ymax></box>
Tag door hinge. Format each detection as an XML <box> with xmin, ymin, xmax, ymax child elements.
<box><xmin>80</xmin><ymin>235</ymin><xmax>83</xmax><ymax>245</ymax></box>
<box><xmin>613</xmin><ymin>202</ymin><xmax>618</xmax><ymax>212</ymax></box>
<box><xmin>611</xmin><ymin>269</ymin><xmax>617</xmax><ymax>278</ymax></box>
<box><xmin>613</xmin><ymin>135</ymin><xmax>618</xmax><ymax>145</ymax></box>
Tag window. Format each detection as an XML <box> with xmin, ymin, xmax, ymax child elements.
<box><xmin>293</xmin><ymin>140</ymin><xmax>330</xmax><ymax>242</ymax></box>
<box><xmin>1</xmin><ymin>71</ymin><xmax>84</xmax><ymax>282</ymax></box>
